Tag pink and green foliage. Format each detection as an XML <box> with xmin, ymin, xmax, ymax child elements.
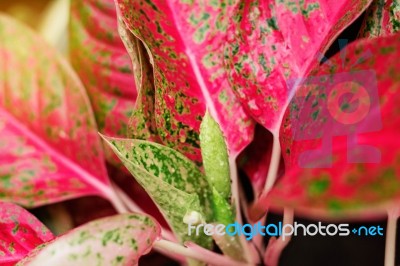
<box><xmin>69</xmin><ymin>0</ymin><xmax>137</xmax><ymax>164</ymax></box>
<box><xmin>359</xmin><ymin>0</ymin><xmax>400</xmax><ymax>38</ymax></box>
<box><xmin>2</xmin><ymin>0</ymin><xmax>400</xmax><ymax>265</ymax></box>
<box><xmin>69</xmin><ymin>0</ymin><xmax>136</xmax><ymax>136</ymax></box>
<box><xmin>259</xmin><ymin>32</ymin><xmax>400</xmax><ymax>219</ymax></box>
<box><xmin>0</xmin><ymin>202</ymin><xmax>54</xmax><ymax>266</ymax></box>
<box><xmin>17</xmin><ymin>213</ymin><xmax>160</xmax><ymax>266</ymax></box>
<box><xmin>117</xmin><ymin>22</ymin><xmax>160</xmax><ymax>143</ymax></box>
<box><xmin>0</xmin><ymin>14</ymin><xmax>113</xmax><ymax>207</ymax></box>
<box><xmin>102</xmin><ymin>134</ymin><xmax>214</xmax><ymax>248</ymax></box>
<box><xmin>224</xmin><ymin>0</ymin><xmax>372</xmax><ymax>132</ymax></box>
<box><xmin>116</xmin><ymin>0</ymin><xmax>256</xmax><ymax>163</ymax></box>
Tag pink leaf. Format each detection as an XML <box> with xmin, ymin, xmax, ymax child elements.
<box><xmin>224</xmin><ymin>0</ymin><xmax>372</xmax><ymax>133</ymax></box>
<box><xmin>255</xmin><ymin>31</ymin><xmax>400</xmax><ymax>219</ymax></box>
<box><xmin>17</xmin><ymin>213</ymin><xmax>161</xmax><ymax>266</ymax></box>
<box><xmin>69</xmin><ymin>0</ymin><xmax>137</xmax><ymax>164</ymax></box>
<box><xmin>0</xmin><ymin>15</ymin><xmax>114</xmax><ymax>207</ymax></box>
<box><xmin>0</xmin><ymin>202</ymin><xmax>54</xmax><ymax>266</ymax></box>
<box><xmin>116</xmin><ymin>0</ymin><xmax>255</xmax><ymax>163</ymax></box>
<box><xmin>238</xmin><ymin>126</ymin><xmax>276</xmax><ymax>198</ymax></box>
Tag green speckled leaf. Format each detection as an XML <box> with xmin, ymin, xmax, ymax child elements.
<box><xmin>17</xmin><ymin>213</ymin><xmax>160</xmax><ymax>266</ymax></box>
<box><xmin>359</xmin><ymin>0</ymin><xmax>400</xmax><ymax>38</ymax></box>
<box><xmin>200</xmin><ymin>111</ymin><xmax>231</xmax><ymax>200</ymax></box>
<box><xmin>118</xmin><ymin>19</ymin><xmax>159</xmax><ymax>142</ymax></box>
<box><xmin>69</xmin><ymin>0</ymin><xmax>137</xmax><ymax>166</ymax></box>
<box><xmin>223</xmin><ymin>0</ymin><xmax>371</xmax><ymax>133</ymax></box>
<box><xmin>117</xmin><ymin>0</ymin><xmax>255</xmax><ymax>164</ymax></box>
<box><xmin>101</xmin><ymin>135</ymin><xmax>213</xmax><ymax>248</ymax></box>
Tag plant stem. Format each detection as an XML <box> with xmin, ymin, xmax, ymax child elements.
<box><xmin>264</xmin><ymin>208</ymin><xmax>294</xmax><ymax>266</ymax></box>
<box><xmin>249</xmin><ymin>133</ymin><xmax>281</xmax><ymax>223</ymax></box>
<box><xmin>229</xmin><ymin>156</ymin><xmax>255</xmax><ymax>263</ymax></box>
<box><xmin>385</xmin><ymin>208</ymin><xmax>399</xmax><ymax>266</ymax></box>
<box><xmin>103</xmin><ymin>188</ymin><xmax>129</xmax><ymax>213</ymax></box>
<box><xmin>238</xmin><ymin>184</ymin><xmax>264</xmax><ymax>259</ymax></box>
<box><xmin>263</xmin><ymin>133</ymin><xmax>281</xmax><ymax>194</ymax></box>
<box><xmin>154</xmin><ymin>239</ymin><xmax>251</xmax><ymax>266</ymax></box>
<box><xmin>252</xmin><ymin>216</ymin><xmax>267</xmax><ymax>252</ymax></box>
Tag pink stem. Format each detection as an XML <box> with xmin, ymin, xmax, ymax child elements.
<box><xmin>264</xmin><ymin>208</ymin><xmax>294</xmax><ymax>266</ymax></box>
<box><xmin>385</xmin><ymin>207</ymin><xmax>400</xmax><ymax>266</ymax></box>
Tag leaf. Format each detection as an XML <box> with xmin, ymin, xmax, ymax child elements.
<box><xmin>69</xmin><ymin>0</ymin><xmax>137</xmax><ymax>164</ymax></box>
<box><xmin>116</xmin><ymin>0</ymin><xmax>255</xmax><ymax>164</ymax></box>
<box><xmin>200</xmin><ymin>111</ymin><xmax>231</xmax><ymax>200</ymax></box>
<box><xmin>237</xmin><ymin>126</ymin><xmax>276</xmax><ymax>198</ymax></box>
<box><xmin>198</xmin><ymin>113</ymin><xmax>245</xmax><ymax>261</ymax></box>
<box><xmin>117</xmin><ymin>19</ymin><xmax>159</xmax><ymax>142</ymax></box>
<box><xmin>259</xmin><ymin>32</ymin><xmax>400</xmax><ymax>219</ymax></box>
<box><xmin>101</xmin><ymin>135</ymin><xmax>213</xmax><ymax>248</ymax></box>
<box><xmin>0</xmin><ymin>202</ymin><xmax>54</xmax><ymax>266</ymax></box>
<box><xmin>224</xmin><ymin>0</ymin><xmax>372</xmax><ymax>133</ymax></box>
<box><xmin>17</xmin><ymin>213</ymin><xmax>160</xmax><ymax>266</ymax></box>
<box><xmin>359</xmin><ymin>0</ymin><xmax>400</xmax><ymax>38</ymax></box>
<box><xmin>0</xmin><ymin>15</ymin><xmax>113</xmax><ymax>207</ymax></box>
<box><xmin>209</xmin><ymin>188</ymin><xmax>245</xmax><ymax>262</ymax></box>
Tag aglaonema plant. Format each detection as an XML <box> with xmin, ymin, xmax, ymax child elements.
<box><xmin>1</xmin><ymin>0</ymin><xmax>400</xmax><ymax>265</ymax></box>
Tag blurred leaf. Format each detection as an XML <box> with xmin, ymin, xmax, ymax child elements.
<box><xmin>17</xmin><ymin>213</ymin><xmax>160</xmax><ymax>266</ymax></box>
<box><xmin>70</xmin><ymin>0</ymin><xmax>137</xmax><ymax>166</ymax></box>
<box><xmin>359</xmin><ymin>0</ymin><xmax>400</xmax><ymax>38</ymax></box>
<box><xmin>0</xmin><ymin>14</ymin><xmax>113</xmax><ymax>207</ymax></box>
<box><xmin>38</xmin><ymin>0</ymin><xmax>69</xmax><ymax>53</ymax></box>
<box><xmin>0</xmin><ymin>201</ymin><xmax>54</xmax><ymax>266</ymax></box>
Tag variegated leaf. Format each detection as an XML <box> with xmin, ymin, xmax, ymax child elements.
<box><xmin>116</xmin><ymin>0</ymin><xmax>255</xmax><ymax>164</ymax></box>
<box><xmin>224</xmin><ymin>0</ymin><xmax>372</xmax><ymax>133</ymax></box>
<box><xmin>255</xmin><ymin>32</ymin><xmax>400</xmax><ymax>219</ymax></box>
<box><xmin>0</xmin><ymin>14</ymin><xmax>113</xmax><ymax>207</ymax></box>
<box><xmin>101</xmin><ymin>135</ymin><xmax>213</xmax><ymax>248</ymax></box>
<box><xmin>0</xmin><ymin>202</ymin><xmax>54</xmax><ymax>266</ymax></box>
<box><xmin>117</xmin><ymin>19</ymin><xmax>159</xmax><ymax>142</ymax></box>
<box><xmin>17</xmin><ymin>213</ymin><xmax>160</xmax><ymax>266</ymax></box>
<box><xmin>359</xmin><ymin>0</ymin><xmax>400</xmax><ymax>38</ymax></box>
<box><xmin>69</xmin><ymin>0</ymin><xmax>137</xmax><ymax>164</ymax></box>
